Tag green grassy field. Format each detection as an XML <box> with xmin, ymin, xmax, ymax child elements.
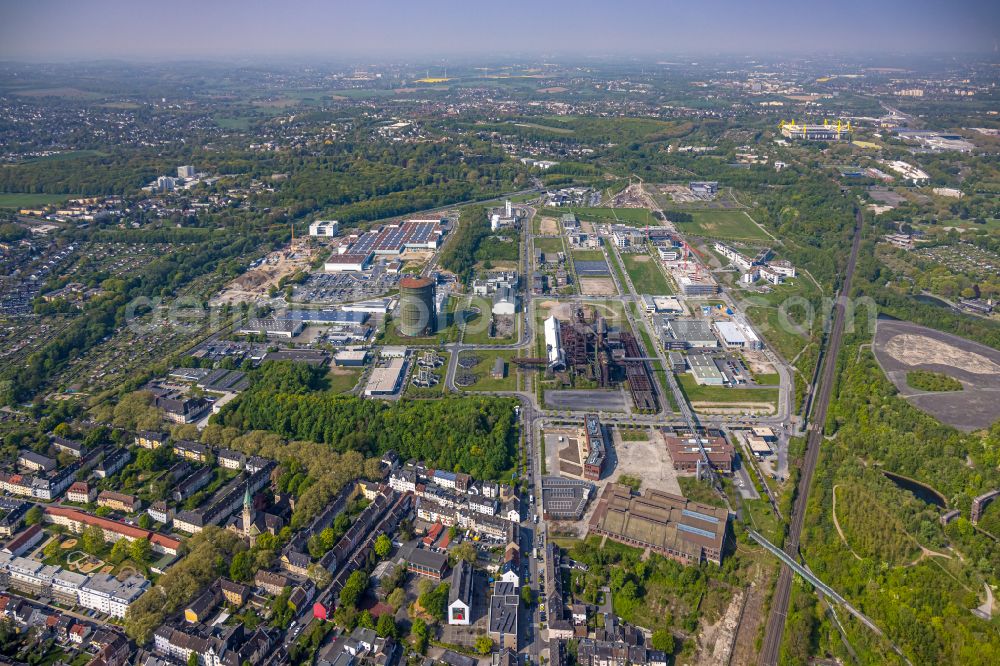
<box><xmin>534</xmin><ymin>237</ymin><xmax>565</xmax><ymax>254</ymax></box>
<box><xmin>677</xmin><ymin>373</ymin><xmax>778</xmax><ymax>405</ymax></box>
<box><xmin>327</xmin><ymin>367</ymin><xmax>362</xmax><ymax>393</ymax></box>
<box><xmin>455</xmin><ymin>350</ymin><xmax>517</xmax><ymax>391</ymax></box>
<box><xmin>561</xmin><ymin>207</ymin><xmax>657</xmax><ymax>227</ymax></box>
<box><xmin>572</xmin><ymin>250</ymin><xmax>606</xmax><ymax>261</ymax></box>
<box><xmin>0</xmin><ymin>193</ymin><xmax>76</xmax><ymax>209</ymax></box>
<box><xmin>675</xmin><ymin>210</ymin><xmax>771</xmax><ymax>241</ymax></box>
<box><xmin>620</xmin><ymin>252</ymin><xmax>672</xmax><ymax>294</ymax></box>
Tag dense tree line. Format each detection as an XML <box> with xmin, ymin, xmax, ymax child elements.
<box><xmin>124</xmin><ymin>527</ymin><xmax>245</xmax><ymax>644</ymax></box>
<box><xmin>217</xmin><ymin>365</ymin><xmax>517</xmax><ymax>481</ymax></box>
<box><xmin>438</xmin><ymin>205</ymin><xmax>498</xmax><ymax>281</ymax></box>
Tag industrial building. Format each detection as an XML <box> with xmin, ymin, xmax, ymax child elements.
<box><xmin>689</xmin><ymin>181</ymin><xmax>718</xmax><ymax>197</ymax></box>
<box><xmin>663</xmin><ymin>432</ymin><xmax>734</xmax><ymax>473</ymax></box>
<box><xmin>687</xmin><ymin>353</ymin><xmax>726</xmax><ymax>385</ymax></box>
<box><xmin>364</xmin><ymin>357</ymin><xmax>406</xmax><ymax>397</ymax></box>
<box><xmin>238</xmin><ymin>318</ymin><xmax>304</xmax><ymax>339</ymax></box>
<box><xmin>492</xmin><ymin>286</ymin><xmax>518</xmax><ymax>315</ymax></box>
<box><xmin>780</xmin><ymin>121</ymin><xmax>851</xmax><ymax>141</ymax></box>
<box><xmin>713</xmin><ymin>320</ymin><xmax>762</xmax><ymax>350</ymax></box>
<box><xmin>544</xmin><ymin>316</ymin><xmax>565</xmax><ymax>370</ymax></box>
<box><xmin>324</xmin><ymin>252</ymin><xmax>374</xmax><ymax>273</ymax></box>
<box><xmin>343</xmin><ymin>219</ymin><xmax>446</xmax><ymax>256</ymax></box>
<box><xmin>588</xmin><ymin>484</ymin><xmax>729</xmax><ymax>565</ymax></box>
<box><xmin>659</xmin><ymin>319</ymin><xmax>718</xmax><ymax>350</ymax></box>
<box><xmin>398</xmin><ymin>277</ymin><xmax>436</xmax><ymax>337</ymax></box>
<box><xmin>308</xmin><ymin>220</ymin><xmax>340</xmax><ymax>237</ymax></box>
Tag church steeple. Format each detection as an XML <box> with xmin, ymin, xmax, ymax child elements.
<box><xmin>242</xmin><ymin>483</ymin><xmax>254</xmax><ymax>544</ymax></box>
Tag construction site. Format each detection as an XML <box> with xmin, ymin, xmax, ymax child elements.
<box><xmin>211</xmin><ymin>234</ymin><xmax>315</xmax><ymax>306</ymax></box>
<box><xmin>518</xmin><ymin>305</ymin><xmax>658</xmax><ymax>412</ymax></box>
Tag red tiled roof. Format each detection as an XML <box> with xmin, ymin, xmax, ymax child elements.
<box><xmin>44</xmin><ymin>506</ymin><xmax>180</xmax><ymax>552</ymax></box>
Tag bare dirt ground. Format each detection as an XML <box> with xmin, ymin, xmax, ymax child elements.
<box><xmin>884</xmin><ymin>333</ymin><xmax>1000</xmax><ymax>374</ymax></box>
<box><xmin>539</xmin><ymin>217</ymin><xmax>560</xmax><ymax>235</ymax></box>
<box><xmin>691</xmin><ymin>402</ymin><xmax>776</xmax><ymax>415</ymax></box>
<box><xmin>613</xmin><ymin>429</ymin><xmax>683</xmax><ymax>495</ymax></box>
<box><xmin>579</xmin><ymin>277</ymin><xmax>618</xmax><ymax>296</ymax></box>
<box><xmin>741</xmin><ymin>350</ymin><xmax>775</xmax><ymax>376</ymax></box>
<box><xmin>213</xmin><ymin>244</ymin><xmax>314</xmax><ymax>305</ymax></box>
<box><xmin>610</xmin><ymin>184</ymin><xmax>648</xmax><ymax>208</ymax></box>
<box><xmin>693</xmin><ymin>589</ymin><xmax>745</xmax><ymax>666</ymax></box>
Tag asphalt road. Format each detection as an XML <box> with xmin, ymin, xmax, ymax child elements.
<box><xmin>758</xmin><ymin>208</ymin><xmax>864</xmax><ymax>666</ymax></box>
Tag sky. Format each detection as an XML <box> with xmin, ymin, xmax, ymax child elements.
<box><xmin>0</xmin><ymin>0</ymin><xmax>997</xmax><ymax>61</ymax></box>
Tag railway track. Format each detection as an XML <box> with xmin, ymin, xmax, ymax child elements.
<box><xmin>758</xmin><ymin>207</ymin><xmax>864</xmax><ymax>665</ymax></box>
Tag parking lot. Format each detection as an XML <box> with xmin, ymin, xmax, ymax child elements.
<box><xmin>293</xmin><ymin>265</ymin><xmax>399</xmax><ymax>304</ymax></box>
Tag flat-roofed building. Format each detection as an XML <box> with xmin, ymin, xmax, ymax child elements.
<box><xmin>663</xmin><ymin>433</ymin><xmax>733</xmax><ymax>473</ymax></box>
<box><xmin>364</xmin><ymin>357</ymin><xmax>406</xmax><ymax>397</ymax></box>
<box><xmin>588</xmin><ymin>484</ymin><xmax>729</xmax><ymax>565</ymax></box>
<box><xmin>324</xmin><ymin>252</ymin><xmax>374</xmax><ymax>272</ymax></box>
<box><xmin>489</xmin><ymin>581</ymin><xmax>519</xmax><ymax>650</ymax></box>
<box><xmin>687</xmin><ymin>353</ymin><xmax>725</xmax><ymax>386</ymax></box>
<box><xmin>309</xmin><ymin>220</ymin><xmax>340</xmax><ymax>237</ymax></box>
<box><xmin>79</xmin><ymin>573</ymin><xmax>149</xmax><ymax>618</ymax></box>
<box><xmin>239</xmin><ymin>318</ymin><xmax>304</xmax><ymax>339</ymax></box>
<box><xmin>663</xmin><ymin>319</ymin><xmax>718</xmax><ymax>349</ymax></box>
<box><xmin>713</xmin><ymin>320</ymin><xmax>762</xmax><ymax>351</ymax></box>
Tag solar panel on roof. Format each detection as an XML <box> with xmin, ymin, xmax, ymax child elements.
<box><xmin>677</xmin><ymin>523</ymin><xmax>717</xmax><ymax>539</ymax></box>
<box><xmin>682</xmin><ymin>509</ymin><xmax>720</xmax><ymax>524</ymax></box>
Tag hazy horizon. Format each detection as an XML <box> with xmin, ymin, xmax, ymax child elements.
<box><xmin>1</xmin><ymin>0</ymin><xmax>998</xmax><ymax>61</ymax></box>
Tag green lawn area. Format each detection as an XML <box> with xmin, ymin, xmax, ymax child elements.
<box><xmin>572</xmin><ymin>249</ymin><xmax>606</xmax><ymax>261</ymax></box>
<box><xmin>620</xmin><ymin>251</ymin><xmax>672</xmax><ymax>294</ymax></box>
<box><xmin>676</xmin><ymin>373</ymin><xmax>778</xmax><ymax>405</ymax></box>
<box><xmin>675</xmin><ymin>210</ymin><xmax>771</xmax><ymax>241</ymax></box>
<box><xmin>534</xmin><ymin>237</ymin><xmax>565</xmax><ymax>254</ymax></box>
<box><xmin>455</xmin><ymin>350</ymin><xmax>517</xmax><ymax>391</ymax></box>
<box><xmin>0</xmin><ymin>193</ymin><xmax>76</xmax><ymax>209</ymax></box>
<box><xmin>560</xmin><ymin>207</ymin><xmax>657</xmax><ymax>227</ymax></box>
<box><xmin>327</xmin><ymin>367</ymin><xmax>362</xmax><ymax>393</ymax></box>
<box><xmin>753</xmin><ymin>372</ymin><xmax>781</xmax><ymax>385</ymax></box>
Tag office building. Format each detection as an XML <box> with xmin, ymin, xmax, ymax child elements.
<box><xmin>309</xmin><ymin>220</ymin><xmax>340</xmax><ymax>237</ymax></box>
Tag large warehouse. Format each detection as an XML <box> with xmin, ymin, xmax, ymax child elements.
<box><xmin>588</xmin><ymin>484</ymin><xmax>729</xmax><ymax>565</ymax></box>
<box><xmin>324</xmin><ymin>252</ymin><xmax>373</xmax><ymax>272</ymax></box>
<box><xmin>712</xmin><ymin>320</ymin><xmax>762</xmax><ymax>350</ymax></box>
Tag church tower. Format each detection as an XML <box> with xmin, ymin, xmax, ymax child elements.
<box><xmin>242</xmin><ymin>483</ymin><xmax>255</xmax><ymax>546</ymax></box>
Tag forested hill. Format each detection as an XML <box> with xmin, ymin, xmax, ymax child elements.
<box><xmin>216</xmin><ymin>362</ymin><xmax>518</xmax><ymax>481</ymax></box>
